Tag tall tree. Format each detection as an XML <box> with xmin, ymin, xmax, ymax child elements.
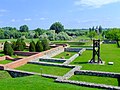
<box><xmin>99</xmin><ymin>25</ymin><xmax>102</xmax><ymax>34</ymax></box>
<box><xmin>19</xmin><ymin>25</ymin><xmax>29</xmax><ymax>32</ymax></box>
<box><xmin>50</xmin><ymin>22</ymin><xmax>64</xmax><ymax>33</ymax></box>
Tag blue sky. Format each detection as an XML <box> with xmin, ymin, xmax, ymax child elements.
<box><xmin>0</xmin><ymin>0</ymin><xmax>120</xmax><ymax>29</ymax></box>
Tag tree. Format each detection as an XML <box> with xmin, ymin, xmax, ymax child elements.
<box><xmin>41</xmin><ymin>38</ymin><xmax>50</xmax><ymax>51</ymax></box>
<box><xmin>87</xmin><ymin>31</ymin><xmax>97</xmax><ymax>40</ymax></box>
<box><xmin>34</xmin><ymin>28</ymin><xmax>44</xmax><ymax>35</ymax></box>
<box><xmin>11</xmin><ymin>41</ymin><xmax>16</xmax><ymax>50</ymax></box>
<box><xmin>105</xmin><ymin>28</ymin><xmax>120</xmax><ymax>47</ymax></box>
<box><xmin>35</xmin><ymin>40</ymin><xmax>43</xmax><ymax>52</ymax></box>
<box><xmin>92</xmin><ymin>26</ymin><xmax>95</xmax><ymax>31</ymax></box>
<box><xmin>50</xmin><ymin>22</ymin><xmax>64</xmax><ymax>33</ymax></box>
<box><xmin>99</xmin><ymin>25</ymin><xmax>102</xmax><ymax>34</ymax></box>
<box><xmin>29</xmin><ymin>41</ymin><xmax>36</xmax><ymax>52</ymax></box>
<box><xmin>15</xmin><ymin>39</ymin><xmax>24</xmax><ymax>51</ymax></box>
<box><xmin>4</xmin><ymin>41</ymin><xmax>14</xmax><ymax>56</ymax></box>
<box><xmin>19</xmin><ymin>25</ymin><xmax>29</xmax><ymax>32</ymax></box>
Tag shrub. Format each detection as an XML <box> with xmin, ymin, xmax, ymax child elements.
<box><xmin>41</xmin><ymin>38</ymin><xmax>50</xmax><ymax>51</ymax></box>
<box><xmin>15</xmin><ymin>39</ymin><xmax>24</xmax><ymax>51</ymax></box>
<box><xmin>35</xmin><ymin>40</ymin><xmax>43</xmax><ymax>52</ymax></box>
<box><xmin>29</xmin><ymin>41</ymin><xmax>36</xmax><ymax>52</ymax></box>
<box><xmin>4</xmin><ymin>41</ymin><xmax>14</xmax><ymax>56</ymax></box>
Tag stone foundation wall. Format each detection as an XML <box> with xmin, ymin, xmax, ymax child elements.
<box><xmin>65</xmin><ymin>48</ymin><xmax>82</xmax><ymax>52</ymax></box>
<box><xmin>39</xmin><ymin>58</ymin><xmax>66</xmax><ymax>63</ymax></box>
<box><xmin>42</xmin><ymin>46</ymin><xmax>64</xmax><ymax>58</ymax></box>
<box><xmin>28</xmin><ymin>61</ymin><xmax>75</xmax><ymax>68</ymax></box>
<box><xmin>74</xmin><ymin>70</ymin><xmax>120</xmax><ymax>78</ymax></box>
<box><xmin>14</xmin><ymin>51</ymin><xmax>39</xmax><ymax>56</ymax></box>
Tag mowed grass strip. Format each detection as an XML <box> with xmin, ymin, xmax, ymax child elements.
<box><xmin>0</xmin><ymin>75</ymin><xmax>100</xmax><ymax>90</ymax></box>
<box><xmin>16</xmin><ymin>64</ymin><xmax>71</xmax><ymax>76</ymax></box>
<box><xmin>0</xmin><ymin>71</ymin><xmax>12</xmax><ymax>79</ymax></box>
<box><xmin>71</xmin><ymin>44</ymin><xmax>120</xmax><ymax>73</ymax></box>
<box><xmin>0</xmin><ymin>60</ymin><xmax>13</xmax><ymax>64</ymax></box>
<box><xmin>70</xmin><ymin>75</ymin><xmax>118</xmax><ymax>86</ymax></box>
<box><xmin>53</xmin><ymin>52</ymin><xmax>77</xmax><ymax>59</ymax></box>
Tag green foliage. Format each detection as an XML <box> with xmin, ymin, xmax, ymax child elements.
<box><xmin>50</xmin><ymin>22</ymin><xmax>64</xmax><ymax>33</ymax></box>
<box><xmin>35</xmin><ymin>40</ymin><xmax>43</xmax><ymax>52</ymax></box>
<box><xmin>11</xmin><ymin>41</ymin><xmax>16</xmax><ymax>50</ymax></box>
<box><xmin>15</xmin><ymin>39</ymin><xmax>24</xmax><ymax>51</ymax></box>
<box><xmin>29</xmin><ymin>41</ymin><xmax>36</xmax><ymax>52</ymax></box>
<box><xmin>56</xmin><ymin>32</ymin><xmax>72</xmax><ymax>40</ymax></box>
<box><xmin>34</xmin><ymin>28</ymin><xmax>45</xmax><ymax>35</ymax></box>
<box><xmin>19</xmin><ymin>25</ymin><xmax>29</xmax><ymax>32</ymax></box>
<box><xmin>41</xmin><ymin>38</ymin><xmax>50</xmax><ymax>51</ymax></box>
<box><xmin>105</xmin><ymin>28</ymin><xmax>120</xmax><ymax>47</ymax></box>
<box><xmin>4</xmin><ymin>41</ymin><xmax>14</xmax><ymax>56</ymax></box>
<box><xmin>87</xmin><ymin>31</ymin><xmax>97</xmax><ymax>40</ymax></box>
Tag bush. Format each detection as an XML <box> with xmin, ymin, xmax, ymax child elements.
<box><xmin>29</xmin><ymin>41</ymin><xmax>36</xmax><ymax>52</ymax></box>
<box><xmin>15</xmin><ymin>39</ymin><xmax>24</xmax><ymax>51</ymax></box>
<box><xmin>41</xmin><ymin>38</ymin><xmax>50</xmax><ymax>51</ymax></box>
<box><xmin>35</xmin><ymin>40</ymin><xmax>43</xmax><ymax>52</ymax></box>
<box><xmin>4</xmin><ymin>41</ymin><xmax>14</xmax><ymax>56</ymax></box>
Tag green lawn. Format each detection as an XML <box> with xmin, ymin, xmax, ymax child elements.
<box><xmin>0</xmin><ymin>71</ymin><xmax>11</xmax><ymax>79</ymax></box>
<box><xmin>70</xmin><ymin>75</ymin><xmax>118</xmax><ymax>86</ymax></box>
<box><xmin>16</xmin><ymin>64</ymin><xmax>71</xmax><ymax>76</ymax></box>
<box><xmin>0</xmin><ymin>75</ymin><xmax>100</xmax><ymax>90</ymax></box>
<box><xmin>71</xmin><ymin>44</ymin><xmax>120</xmax><ymax>73</ymax></box>
<box><xmin>53</xmin><ymin>52</ymin><xmax>77</xmax><ymax>59</ymax></box>
<box><xmin>0</xmin><ymin>60</ymin><xmax>13</xmax><ymax>64</ymax></box>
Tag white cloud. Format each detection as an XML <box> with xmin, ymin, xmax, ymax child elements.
<box><xmin>0</xmin><ymin>9</ymin><xmax>8</xmax><ymax>12</ymax></box>
<box><xmin>24</xmin><ymin>18</ymin><xmax>32</xmax><ymax>21</ymax></box>
<box><xmin>74</xmin><ymin>0</ymin><xmax>120</xmax><ymax>8</ymax></box>
<box><xmin>11</xmin><ymin>19</ymin><xmax>16</xmax><ymax>22</ymax></box>
<box><xmin>40</xmin><ymin>17</ymin><xmax>45</xmax><ymax>20</ymax></box>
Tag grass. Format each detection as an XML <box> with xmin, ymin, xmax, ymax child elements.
<box><xmin>53</xmin><ymin>52</ymin><xmax>77</xmax><ymax>59</ymax></box>
<box><xmin>16</xmin><ymin>64</ymin><xmax>71</xmax><ymax>76</ymax></box>
<box><xmin>71</xmin><ymin>44</ymin><xmax>120</xmax><ymax>73</ymax></box>
<box><xmin>0</xmin><ymin>71</ymin><xmax>11</xmax><ymax>79</ymax></box>
<box><xmin>70</xmin><ymin>75</ymin><xmax>118</xmax><ymax>86</ymax></box>
<box><xmin>0</xmin><ymin>75</ymin><xmax>100</xmax><ymax>90</ymax></box>
<box><xmin>0</xmin><ymin>60</ymin><xmax>13</xmax><ymax>64</ymax></box>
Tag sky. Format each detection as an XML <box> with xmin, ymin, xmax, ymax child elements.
<box><xmin>0</xmin><ymin>0</ymin><xmax>120</xmax><ymax>29</ymax></box>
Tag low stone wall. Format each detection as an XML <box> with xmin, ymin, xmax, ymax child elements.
<box><xmin>6</xmin><ymin>69</ymin><xmax>59</xmax><ymax>79</ymax></box>
<box><xmin>55</xmin><ymin>79</ymin><xmax>120</xmax><ymax>90</ymax></box>
<box><xmin>4</xmin><ymin>53</ymin><xmax>44</xmax><ymax>69</ymax></box>
<box><xmin>0</xmin><ymin>56</ymin><xmax>5</xmax><ymax>61</ymax></box>
<box><xmin>78</xmin><ymin>48</ymin><xmax>86</xmax><ymax>55</ymax></box>
<box><xmin>0</xmin><ymin>56</ymin><xmax>14</xmax><ymax>61</ymax></box>
<box><xmin>74</xmin><ymin>70</ymin><xmax>120</xmax><ymax>78</ymax></box>
<box><xmin>63</xmin><ymin>54</ymin><xmax>79</xmax><ymax>65</ymax></box>
<box><xmin>57</xmin><ymin>66</ymin><xmax>81</xmax><ymax>80</ymax></box>
<box><xmin>65</xmin><ymin>48</ymin><xmax>82</xmax><ymax>52</ymax></box>
<box><xmin>39</xmin><ymin>58</ymin><xmax>66</xmax><ymax>63</ymax></box>
<box><xmin>103</xmin><ymin>40</ymin><xmax>116</xmax><ymax>44</ymax></box>
<box><xmin>14</xmin><ymin>51</ymin><xmax>39</xmax><ymax>56</ymax></box>
<box><xmin>28</xmin><ymin>61</ymin><xmax>75</xmax><ymax>68</ymax></box>
<box><xmin>42</xmin><ymin>46</ymin><xmax>64</xmax><ymax>58</ymax></box>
